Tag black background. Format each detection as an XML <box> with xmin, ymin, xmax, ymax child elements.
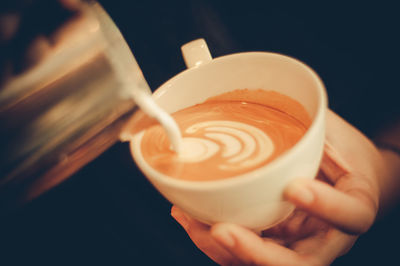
<box><xmin>1</xmin><ymin>1</ymin><xmax>400</xmax><ymax>265</ymax></box>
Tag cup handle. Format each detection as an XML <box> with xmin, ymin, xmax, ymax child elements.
<box><xmin>181</xmin><ymin>38</ymin><xmax>212</xmax><ymax>69</ymax></box>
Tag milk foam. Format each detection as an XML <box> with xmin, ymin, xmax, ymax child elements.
<box><xmin>181</xmin><ymin>120</ymin><xmax>274</xmax><ymax>170</ymax></box>
<box><xmin>178</xmin><ymin>137</ymin><xmax>219</xmax><ymax>162</ymax></box>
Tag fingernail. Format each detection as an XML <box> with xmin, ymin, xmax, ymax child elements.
<box><xmin>171</xmin><ymin>207</ymin><xmax>189</xmax><ymax>229</ymax></box>
<box><xmin>212</xmin><ymin>225</ymin><xmax>236</xmax><ymax>248</ymax></box>
<box><xmin>285</xmin><ymin>181</ymin><xmax>314</xmax><ymax>205</ymax></box>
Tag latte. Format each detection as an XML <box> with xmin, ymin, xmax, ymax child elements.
<box><xmin>137</xmin><ymin>89</ymin><xmax>310</xmax><ymax>181</ymax></box>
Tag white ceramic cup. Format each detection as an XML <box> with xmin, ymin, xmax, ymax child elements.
<box><xmin>130</xmin><ymin>39</ymin><xmax>327</xmax><ymax>231</ymax></box>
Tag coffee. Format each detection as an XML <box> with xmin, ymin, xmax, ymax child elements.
<box><xmin>138</xmin><ymin>89</ymin><xmax>310</xmax><ymax>181</ymax></box>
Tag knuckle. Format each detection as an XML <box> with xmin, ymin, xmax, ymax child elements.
<box><xmin>341</xmin><ymin>208</ymin><xmax>375</xmax><ymax>235</ymax></box>
<box><xmin>356</xmin><ymin>211</ymin><xmax>375</xmax><ymax>234</ymax></box>
<box><xmin>343</xmin><ymin>173</ymin><xmax>379</xmax><ymax>212</ymax></box>
<box><xmin>348</xmin><ymin>192</ymin><xmax>377</xmax><ymax>233</ymax></box>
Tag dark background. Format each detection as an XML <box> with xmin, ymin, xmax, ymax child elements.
<box><xmin>1</xmin><ymin>1</ymin><xmax>400</xmax><ymax>265</ymax></box>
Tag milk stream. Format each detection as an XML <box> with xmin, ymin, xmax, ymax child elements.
<box><xmin>129</xmin><ymin>89</ymin><xmax>182</xmax><ymax>153</ymax></box>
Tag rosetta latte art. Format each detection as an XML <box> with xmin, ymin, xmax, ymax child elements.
<box><xmin>139</xmin><ymin>90</ymin><xmax>309</xmax><ymax>181</ymax></box>
<box><xmin>179</xmin><ymin>121</ymin><xmax>274</xmax><ymax>171</ymax></box>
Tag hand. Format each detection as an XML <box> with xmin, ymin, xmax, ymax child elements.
<box><xmin>171</xmin><ymin>110</ymin><xmax>385</xmax><ymax>265</ymax></box>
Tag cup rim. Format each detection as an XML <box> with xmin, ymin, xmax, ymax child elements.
<box><xmin>130</xmin><ymin>51</ymin><xmax>328</xmax><ymax>191</ymax></box>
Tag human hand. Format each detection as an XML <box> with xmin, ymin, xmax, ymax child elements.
<box><xmin>171</xmin><ymin>110</ymin><xmax>385</xmax><ymax>265</ymax></box>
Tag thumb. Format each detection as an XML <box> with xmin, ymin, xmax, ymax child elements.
<box><xmin>283</xmin><ymin>178</ymin><xmax>376</xmax><ymax>234</ymax></box>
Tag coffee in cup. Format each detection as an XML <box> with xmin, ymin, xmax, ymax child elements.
<box><xmin>140</xmin><ymin>89</ymin><xmax>311</xmax><ymax>181</ymax></box>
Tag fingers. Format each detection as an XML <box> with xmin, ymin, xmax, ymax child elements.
<box><xmin>289</xmin><ymin>228</ymin><xmax>357</xmax><ymax>265</ymax></box>
<box><xmin>172</xmin><ymin>207</ymin><xmax>309</xmax><ymax>265</ymax></box>
<box><xmin>316</xmin><ymin>229</ymin><xmax>357</xmax><ymax>263</ymax></box>
<box><xmin>284</xmin><ymin>179</ymin><xmax>376</xmax><ymax>234</ymax></box>
<box><xmin>171</xmin><ymin>206</ymin><xmax>235</xmax><ymax>265</ymax></box>
<box><xmin>262</xmin><ymin>210</ymin><xmax>329</xmax><ymax>244</ymax></box>
<box><xmin>325</xmin><ymin>110</ymin><xmax>384</xmax><ymax>183</ymax></box>
<box><xmin>172</xmin><ymin>206</ymin><xmax>357</xmax><ymax>266</ymax></box>
<box><xmin>211</xmin><ymin>223</ymin><xmax>307</xmax><ymax>266</ymax></box>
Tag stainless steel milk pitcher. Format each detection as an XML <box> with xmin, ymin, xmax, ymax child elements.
<box><xmin>0</xmin><ymin>2</ymin><xmax>151</xmax><ymax>208</ymax></box>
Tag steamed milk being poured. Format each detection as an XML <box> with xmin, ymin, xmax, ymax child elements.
<box><xmin>129</xmin><ymin>89</ymin><xmax>182</xmax><ymax>153</ymax></box>
<box><xmin>133</xmin><ymin>89</ymin><xmax>311</xmax><ymax>181</ymax></box>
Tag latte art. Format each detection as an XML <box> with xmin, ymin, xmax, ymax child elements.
<box><xmin>139</xmin><ymin>89</ymin><xmax>310</xmax><ymax>181</ymax></box>
<box><xmin>179</xmin><ymin>120</ymin><xmax>274</xmax><ymax>171</ymax></box>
